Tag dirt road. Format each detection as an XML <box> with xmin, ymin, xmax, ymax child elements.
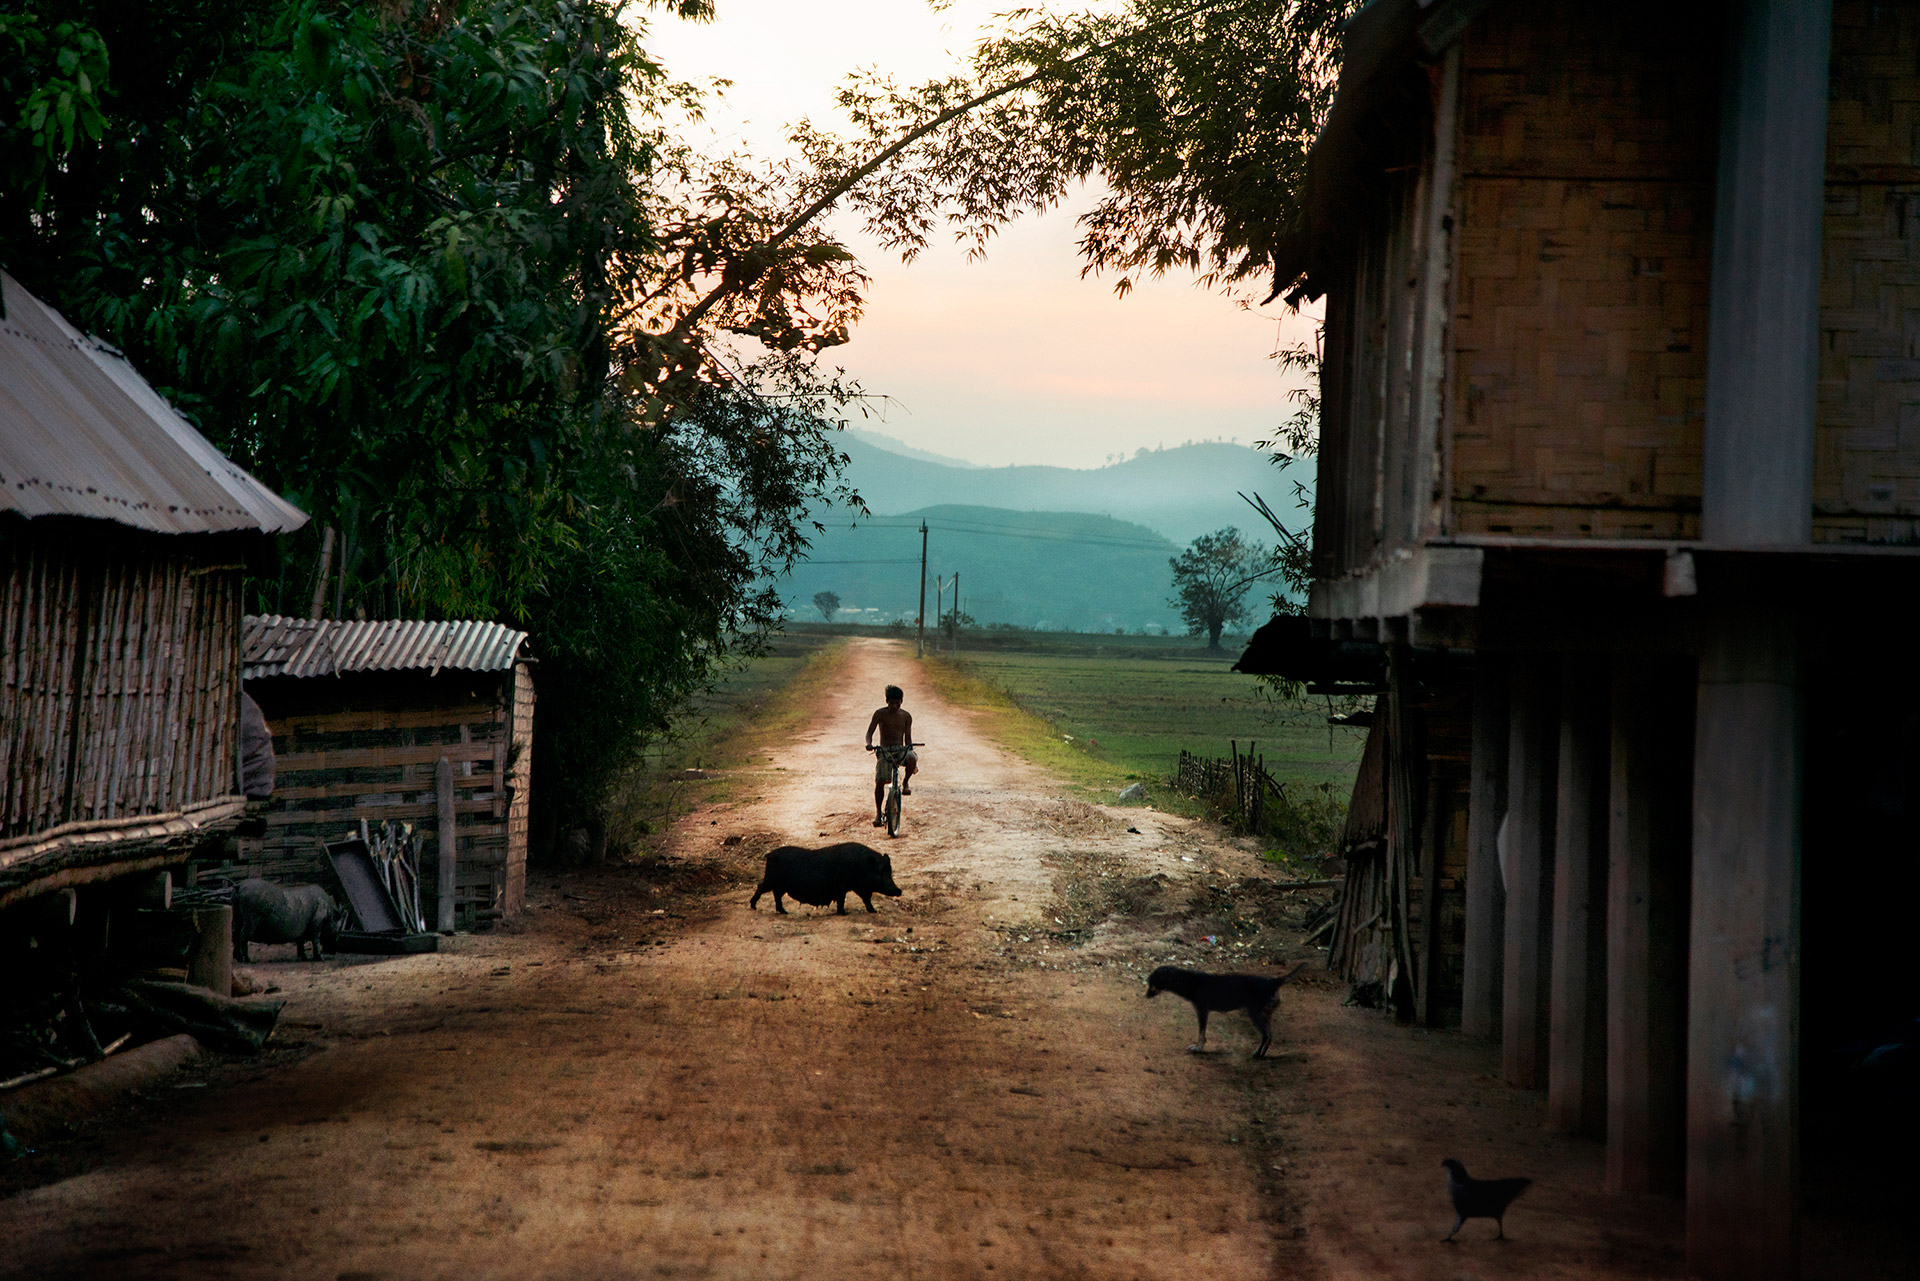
<box><xmin>0</xmin><ymin>637</ymin><xmax>1710</xmax><ymax>1279</ymax></box>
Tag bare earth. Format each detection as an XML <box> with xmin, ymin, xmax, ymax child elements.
<box><xmin>1</xmin><ymin>637</ymin><xmax>1717</xmax><ymax>1279</ymax></box>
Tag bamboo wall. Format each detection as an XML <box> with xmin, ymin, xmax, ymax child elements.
<box><xmin>1328</xmin><ymin>676</ymin><xmax>1472</xmax><ymax>1025</ymax></box>
<box><xmin>1816</xmin><ymin>2</ymin><xmax>1920</xmax><ymax>545</ymax></box>
<box><xmin>1449</xmin><ymin>2</ymin><xmax>1720</xmax><ymax>539</ymax></box>
<box><xmin>0</xmin><ymin>522</ymin><xmax>242</xmax><ymax>841</ymax></box>
<box><xmin>504</xmin><ymin>660</ymin><xmax>533</xmax><ymax>916</ymax></box>
<box><xmin>221</xmin><ymin>669</ymin><xmax>530</xmax><ymax>923</ymax></box>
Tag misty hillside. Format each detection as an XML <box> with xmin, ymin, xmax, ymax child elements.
<box><xmin>837</xmin><ymin>435</ymin><xmax>1309</xmax><ymax>546</ymax></box>
<box><xmin>781</xmin><ymin>506</ymin><xmax>1184</xmax><ymax>633</ymax></box>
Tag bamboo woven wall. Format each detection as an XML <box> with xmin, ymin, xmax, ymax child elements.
<box><xmin>0</xmin><ymin>523</ymin><xmax>242</xmax><ymax>840</ymax></box>
<box><xmin>1448</xmin><ymin>2</ymin><xmax>1720</xmax><ymax>539</ymax></box>
<box><xmin>504</xmin><ymin>660</ymin><xmax>534</xmax><ymax>916</ymax></box>
<box><xmin>221</xmin><ymin>671</ymin><xmax>529</xmax><ymax>922</ymax></box>
<box><xmin>1816</xmin><ymin>3</ymin><xmax>1920</xmax><ymax>545</ymax></box>
<box><xmin>1328</xmin><ymin>678</ymin><xmax>1472</xmax><ymax>1025</ymax></box>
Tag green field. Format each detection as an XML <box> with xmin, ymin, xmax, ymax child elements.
<box><xmin>926</xmin><ymin>644</ymin><xmax>1367</xmax><ymax>801</ymax></box>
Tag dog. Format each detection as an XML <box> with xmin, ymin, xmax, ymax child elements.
<box><xmin>1145</xmin><ymin>964</ymin><xmax>1305</xmax><ymax>1058</ymax></box>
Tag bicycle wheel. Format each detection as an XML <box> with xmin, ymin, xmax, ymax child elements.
<box><xmin>885</xmin><ymin>784</ymin><xmax>902</xmax><ymax>837</ymax></box>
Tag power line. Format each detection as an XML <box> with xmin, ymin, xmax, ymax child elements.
<box><xmin>858</xmin><ymin>518</ymin><xmax>1173</xmax><ymax>551</ymax></box>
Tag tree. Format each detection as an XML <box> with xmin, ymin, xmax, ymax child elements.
<box><xmin>812</xmin><ymin>590</ymin><xmax>841</xmax><ymax>623</ymax></box>
<box><xmin>1169</xmin><ymin>527</ymin><xmax>1273</xmax><ymax>650</ymax></box>
<box><xmin>0</xmin><ymin>1</ymin><xmax>861</xmax><ymax>835</ymax></box>
<box><xmin>0</xmin><ymin>0</ymin><xmax>1359</xmax><ymax>832</ymax></box>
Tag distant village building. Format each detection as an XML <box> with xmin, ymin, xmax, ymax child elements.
<box><xmin>1239</xmin><ymin>3</ymin><xmax>1919</xmax><ymax>1277</ymax></box>
<box><xmin>223</xmin><ymin>616</ymin><xmax>535</xmax><ymax>929</ymax></box>
<box><xmin>0</xmin><ymin>270</ymin><xmax>306</xmax><ymax>912</ymax></box>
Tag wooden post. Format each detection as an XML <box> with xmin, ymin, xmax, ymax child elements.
<box><xmin>1550</xmin><ymin>657</ymin><xmax>1609</xmax><ymax>1137</ymax></box>
<box><xmin>1503</xmin><ymin>655</ymin><xmax>1557</xmax><ymax>1087</ymax></box>
<box><xmin>1386</xmin><ymin>644</ymin><xmax>1420</xmax><ymax>1019</ymax></box>
<box><xmin>1688</xmin><ymin>610</ymin><xmax>1801</xmax><ymax>1277</ymax></box>
<box><xmin>915</xmin><ymin>521</ymin><xmax>928</xmax><ymax>658</ymax></box>
<box><xmin>1608</xmin><ymin>655</ymin><xmax>1691</xmax><ymax>1195</ymax></box>
<box><xmin>187</xmin><ymin>905</ymin><xmax>233</xmax><ymax>997</ymax></box>
<box><xmin>1689</xmin><ymin>0</ymin><xmax>1826</xmax><ymax>1269</ymax></box>
<box><xmin>436</xmin><ymin>756</ymin><xmax>456</xmax><ymax>934</ymax></box>
<box><xmin>1462</xmin><ymin>656</ymin><xmax>1508</xmax><ymax>1040</ymax></box>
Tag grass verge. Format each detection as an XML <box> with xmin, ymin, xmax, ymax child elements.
<box><xmin>607</xmin><ymin>636</ymin><xmax>852</xmax><ymax>852</ymax></box>
<box><xmin>920</xmin><ymin>648</ymin><xmax>1365</xmax><ymax>854</ymax></box>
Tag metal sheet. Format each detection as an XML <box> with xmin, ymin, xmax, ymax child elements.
<box><xmin>0</xmin><ymin>271</ymin><xmax>307</xmax><ymax>534</ymax></box>
<box><xmin>242</xmin><ymin>615</ymin><xmax>530</xmax><ymax>680</ymax></box>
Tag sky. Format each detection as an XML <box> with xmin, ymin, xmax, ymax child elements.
<box><xmin>642</xmin><ymin>0</ymin><xmax>1317</xmax><ymax>470</ymax></box>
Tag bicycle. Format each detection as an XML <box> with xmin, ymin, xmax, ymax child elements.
<box><xmin>866</xmin><ymin>741</ymin><xmax>924</xmax><ymax>838</ymax></box>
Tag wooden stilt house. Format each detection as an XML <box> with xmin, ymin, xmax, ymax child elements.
<box><xmin>0</xmin><ymin>270</ymin><xmax>306</xmax><ymax>913</ymax></box>
<box><xmin>1241</xmin><ymin>2</ymin><xmax>1920</xmax><ymax>1276</ymax></box>
<box><xmin>216</xmin><ymin>617</ymin><xmax>535</xmax><ymax>929</ymax></box>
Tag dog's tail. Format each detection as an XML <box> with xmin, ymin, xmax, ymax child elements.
<box><xmin>1268</xmin><ymin>962</ymin><xmax>1309</xmax><ymax>993</ymax></box>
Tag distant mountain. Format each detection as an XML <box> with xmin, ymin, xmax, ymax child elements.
<box><xmin>782</xmin><ymin>505</ymin><xmax>1182</xmax><ymax>633</ymax></box>
<box><xmin>833</xmin><ymin>435</ymin><xmax>1310</xmax><ymax>547</ymax></box>
<box><xmin>843</xmin><ymin>428</ymin><xmax>986</xmax><ymax>469</ymax></box>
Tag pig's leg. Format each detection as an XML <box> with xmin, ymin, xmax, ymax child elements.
<box><xmin>773</xmin><ymin>892</ymin><xmax>788</xmax><ymax>915</ymax></box>
<box><xmin>1188</xmin><ymin>1007</ymin><xmax>1209</xmax><ymax>1053</ymax></box>
<box><xmin>834</xmin><ymin>895</ymin><xmax>848</xmax><ymax>915</ymax></box>
<box><xmin>859</xmin><ymin>892</ymin><xmax>876</xmax><ymax>913</ymax></box>
<box><xmin>234</xmin><ymin>938</ymin><xmax>250</xmax><ymax>963</ymax></box>
<box><xmin>749</xmin><ymin>880</ymin><xmax>766</xmax><ymax>910</ymax></box>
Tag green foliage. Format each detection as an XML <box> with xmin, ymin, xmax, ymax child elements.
<box><xmin>1168</xmin><ymin>526</ymin><xmax>1273</xmax><ymax>649</ymax></box>
<box><xmin>812</xmin><ymin>590</ymin><xmax>841</xmax><ymax>622</ymax></box>
<box><xmin>0</xmin><ymin>0</ymin><xmax>862</xmax><ymax>823</ymax></box>
<box><xmin>794</xmin><ymin>0</ymin><xmax>1356</xmax><ymax>297</ymax></box>
<box><xmin>0</xmin><ymin>14</ymin><xmax>110</xmax><ymax>201</ymax></box>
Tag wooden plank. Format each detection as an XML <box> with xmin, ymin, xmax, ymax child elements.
<box><xmin>1461</xmin><ymin>652</ymin><xmax>1509</xmax><ymax>1038</ymax></box>
<box><xmin>437</xmin><ymin>757</ymin><xmax>456</xmax><ymax>933</ymax></box>
<box><xmin>272</xmin><ymin>743</ymin><xmax>502</xmax><ymax>772</ymax></box>
<box><xmin>266</xmin><ymin>704</ymin><xmax>501</xmax><ymax>735</ymax></box>
<box><xmin>267</xmin><ymin>770</ymin><xmax>503</xmax><ymax>802</ymax></box>
<box><xmin>260</xmin><ymin>798</ymin><xmax>506</xmax><ymax>827</ymax></box>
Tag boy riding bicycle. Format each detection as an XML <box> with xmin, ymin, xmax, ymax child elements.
<box><xmin>865</xmin><ymin>684</ymin><xmax>919</xmax><ymax>827</ymax></box>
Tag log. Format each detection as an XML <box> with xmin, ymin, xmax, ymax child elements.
<box><xmin>113</xmin><ymin>979</ymin><xmax>283</xmax><ymax>1054</ymax></box>
<box><xmin>186</xmin><ymin>905</ymin><xmax>233</xmax><ymax>996</ymax></box>
<box><xmin>0</xmin><ymin>1034</ymin><xmax>205</xmax><ymax>1145</ymax></box>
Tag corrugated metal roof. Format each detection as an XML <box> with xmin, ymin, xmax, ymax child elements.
<box><xmin>0</xmin><ymin>270</ymin><xmax>307</xmax><ymax>534</ymax></box>
<box><xmin>242</xmin><ymin>615</ymin><xmax>530</xmax><ymax>680</ymax></box>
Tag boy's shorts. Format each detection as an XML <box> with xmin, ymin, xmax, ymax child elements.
<box><xmin>874</xmin><ymin>748</ymin><xmax>918</xmax><ymax>782</ymax></box>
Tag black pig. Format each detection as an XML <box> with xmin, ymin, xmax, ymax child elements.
<box><xmin>233</xmin><ymin>879</ymin><xmax>345</xmax><ymax>961</ymax></box>
<box><xmin>749</xmin><ymin>843</ymin><xmax>902</xmax><ymax>915</ymax></box>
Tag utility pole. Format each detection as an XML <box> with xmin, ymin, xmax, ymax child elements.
<box><xmin>953</xmin><ymin>571</ymin><xmax>961</xmax><ymax>658</ymax></box>
<box><xmin>916</xmin><ymin>520</ymin><xmax>928</xmax><ymax>658</ymax></box>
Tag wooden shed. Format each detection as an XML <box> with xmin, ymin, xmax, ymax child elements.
<box><xmin>0</xmin><ymin>269</ymin><xmax>306</xmax><ymax>912</ymax></box>
<box><xmin>214</xmin><ymin>617</ymin><xmax>535</xmax><ymax>929</ymax></box>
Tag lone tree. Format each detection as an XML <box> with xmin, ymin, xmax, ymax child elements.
<box><xmin>1168</xmin><ymin>527</ymin><xmax>1273</xmax><ymax>651</ymax></box>
<box><xmin>812</xmin><ymin>590</ymin><xmax>841</xmax><ymax>623</ymax></box>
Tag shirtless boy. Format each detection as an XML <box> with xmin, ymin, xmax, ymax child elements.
<box><xmin>865</xmin><ymin>684</ymin><xmax>918</xmax><ymax>826</ymax></box>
